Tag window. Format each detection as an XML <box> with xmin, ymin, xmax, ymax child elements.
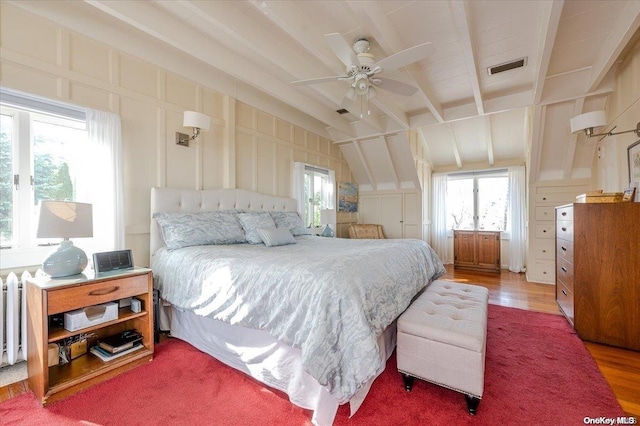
<box><xmin>1</xmin><ymin>105</ymin><xmax>87</xmax><ymax>248</ymax></box>
<box><xmin>0</xmin><ymin>88</ymin><xmax>123</xmax><ymax>270</ymax></box>
<box><xmin>303</xmin><ymin>165</ymin><xmax>332</xmax><ymax>227</ymax></box>
<box><xmin>446</xmin><ymin>171</ymin><xmax>509</xmax><ymax>231</ymax></box>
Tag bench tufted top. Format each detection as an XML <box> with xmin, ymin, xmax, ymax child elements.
<box><xmin>398</xmin><ymin>280</ymin><xmax>489</xmax><ymax>352</ymax></box>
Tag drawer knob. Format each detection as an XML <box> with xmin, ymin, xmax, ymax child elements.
<box><xmin>88</xmin><ymin>286</ymin><xmax>120</xmax><ymax>296</ymax></box>
<box><xmin>561</xmin><ymin>246</ymin><xmax>567</xmax><ymax>251</ymax></box>
<box><xmin>543</xmin><ymin>230</ymin><xmax>547</xmax><ymax>233</ymax></box>
<box><xmin>561</xmin><ymin>227</ymin><xmax>567</xmax><ymax>232</ymax></box>
<box><xmin>562</xmin><ymin>212</ymin><xmax>567</xmax><ymax>216</ymax></box>
<box><xmin>543</xmin><ymin>197</ymin><xmax>547</xmax><ymax>200</ymax></box>
<box><xmin>562</xmin><ymin>289</ymin><xmax>567</xmax><ymax>296</ymax></box>
<box><xmin>561</xmin><ymin>267</ymin><xmax>567</xmax><ymax>273</ymax></box>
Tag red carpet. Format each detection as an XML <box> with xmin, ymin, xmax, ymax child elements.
<box><xmin>0</xmin><ymin>305</ymin><xmax>625</xmax><ymax>425</ymax></box>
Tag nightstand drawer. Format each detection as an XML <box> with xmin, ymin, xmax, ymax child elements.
<box><xmin>48</xmin><ymin>274</ymin><xmax>149</xmax><ymax>315</ymax></box>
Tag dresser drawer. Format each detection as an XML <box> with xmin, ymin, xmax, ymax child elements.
<box><xmin>535</xmin><ymin>206</ymin><xmax>556</xmax><ymax>221</ymax></box>
<box><xmin>47</xmin><ymin>274</ymin><xmax>150</xmax><ymax>315</ymax></box>
<box><xmin>556</xmin><ymin>283</ymin><xmax>574</xmax><ymax>326</ymax></box>
<box><xmin>533</xmin><ymin>239</ymin><xmax>555</xmax><ymax>260</ymax></box>
<box><xmin>556</xmin><ymin>238</ymin><xmax>574</xmax><ymax>262</ymax></box>
<box><xmin>535</xmin><ymin>223</ymin><xmax>555</xmax><ymax>239</ymax></box>
<box><xmin>556</xmin><ymin>257</ymin><xmax>574</xmax><ymax>294</ymax></box>
<box><xmin>556</xmin><ymin>205</ymin><xmax>573</xmax><ymax>221</ymax></box>
<box><xmin>556</xmin><ymin>220</ymin><xmax>574</xmax><ymax>241</ymax></box>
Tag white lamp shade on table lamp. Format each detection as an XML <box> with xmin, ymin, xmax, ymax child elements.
<box><xmin>37</xmin><ymin>201</ymin><xmax>93</xmax><ymax>278</ymax></box>
<box><xmin>570</xmin><ymin>111</ymin><xmax>606</xmax><ymax>134</ymax></box>
<box><xmin>320</xmin><ymin>209</ymin><xmax>336</xmax><ymax>237</ymax></box>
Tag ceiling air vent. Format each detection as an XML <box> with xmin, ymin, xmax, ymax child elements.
<box><xmin>487</xmin><ymin>57</ymin><xmax>527</xmax><ymax>76</ymax></box>
<box><xmin>336</xmin><ymin>109</ymin><xmax>349</xmax><ymax>115</ymax></box>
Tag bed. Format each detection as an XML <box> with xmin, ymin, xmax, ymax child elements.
<box><xmin>150</xmin><ymin>187</ymin><xmax>445</xmax><ymax>425</ymax></box>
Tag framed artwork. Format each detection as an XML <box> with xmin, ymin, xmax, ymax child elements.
<box><xmin>338</xmin><ymin>182</ymin><xmax>358</xmax><ymax>212</ymax></box>
<box><xmin>622</xmin><ymin>187</ymin><xmax>636</xmax><ymax>202</ymax></box>
<box><xmin>628</xmin><ymin>140</ymin><xmax>640</xmax><ymax>185</ymax></box>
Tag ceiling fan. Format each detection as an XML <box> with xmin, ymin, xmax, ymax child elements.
<box><xmin>292</xmin><ymin>33</ymin><xmax>435</xmax><ymax>116</ymax></box>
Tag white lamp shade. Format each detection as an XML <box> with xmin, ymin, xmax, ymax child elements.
<box><xmin>570</xmin><ymin>111</ymin><xmax>606</xmax><ymax>134</ymax></box>
<box><xmin>183</xmin><ymin>111</ymin><xmax>210</xmax><ymax>131</ymax></box>
<box><xmin>37</xmin><ymin>201</ymin><xmax>93</xmax><ymax>239</ymax></box>
<box><xmin>320</xmin><ymin>209</ymin><xmax>336</xmax><ymax>224</ymax></box>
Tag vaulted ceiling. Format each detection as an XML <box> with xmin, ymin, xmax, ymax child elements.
<box><xmin>14</xmin><ymin>1</ymin><xmax>640</xmax><ymax>190</ymax></box>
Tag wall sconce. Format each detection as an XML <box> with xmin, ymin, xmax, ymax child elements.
<box><xmin>176</xmin><ymin>111</ymin><xmax>211</xmax><ymax>147</ymax></box>
<box><xmin>570</xmin><ymin>110</ymin><xmax>640</xmax><ymax>139</ymax></box>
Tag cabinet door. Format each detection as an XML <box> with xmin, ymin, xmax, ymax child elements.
<box><xmin>477</xmin><ymin>231</ymin><xmax>500</xmax><ymax>269</ymax></box>
<box><xmin>380</xmin><ymin>194</ymin><xmax>403</xmax><ymax>239</ymax></box>
<box><xmin>454</xmin><ymin>231</ymin><xmax>476</xmax><ymax>266</ymax></box>
<box><xmin>402</xmin><ymin>192</ymin><xmax>421</xmax><ymax>239</ymax></box>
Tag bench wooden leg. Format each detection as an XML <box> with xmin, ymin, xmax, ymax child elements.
<box><xmin>465</xmin><ymin>394</ymin><xmax>480</xmax><ymax>415</ymax></box>
<box><xmin>401</xmin><ymin>373</ymin><xmax>415</xmax><ymax>392</ymax></box>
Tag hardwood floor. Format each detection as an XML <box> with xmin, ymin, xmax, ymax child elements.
<box><xmin>441</xmin><ymin>266</ymin><xmax>640</xmax><ymax>418</ymax></box>
<box><xmin>2</xmin><ymin>266</ymin><xmax>639</xmax><ymax>418</ymax></box>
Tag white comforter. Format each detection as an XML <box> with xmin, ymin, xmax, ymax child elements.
<box><xmin>152</xmin><ymin>236</ymin><xmax>445</xmax><ymax>403</ymax></box>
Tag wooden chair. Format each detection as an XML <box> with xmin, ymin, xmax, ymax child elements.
<box><xmin>348</xmin><ymin>224</ymin><xmax>386</xmax><ymax>239</ymax></box>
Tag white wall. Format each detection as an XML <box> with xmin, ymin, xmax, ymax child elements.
<box><xmin>0</xmin><ymin>3</ymin><xmax>353</xmax><ymax>272</ymax></box>
<box><xmin>595</xmin><ymin>41</ymin><xmax>640</xmax><ymax>193</ymax></box>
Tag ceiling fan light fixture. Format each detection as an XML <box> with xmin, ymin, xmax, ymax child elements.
<box><xmin>354</xmin><ymin>74</ymin><xmax>369</xmax><ymax>95</ymax></box>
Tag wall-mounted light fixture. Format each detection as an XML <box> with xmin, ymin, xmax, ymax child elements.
<box><xmin>176</xmin><ymin>111</ymin><xmax>211</xmax><ymax>147</ymax></box>
<box><xmin>570</xmin><ymin>110</ymin><xmax>640</xmax><ymax>139</ymax></box>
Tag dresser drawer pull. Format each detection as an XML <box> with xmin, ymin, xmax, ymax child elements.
<box><xmin>562</xmin><ymin>289</ymin><xmax>567</xmax><ymax>296</ymax></box>
<box><xmin>561</xmin><ymin>212</ymin><xmax>567</xmax><ymax>216</ymax></box>
<box><xmin>561</xmin><ymin>267</ymin><xmax>567</xmax><ymax>273</ymax></box>
<box><xmin>561</xmin><ymin>227</ymin><xmax>567</xmax><ymax>232</ymax></box>
<box><xmin>561</xmin><ymin>246</ymin><xmax>567</xmax><ymax>251</ymax></box>
<box><xmin>88</xmin><ymin>286</ymin><xmax>120</xmax><ymax>296</ymax></box>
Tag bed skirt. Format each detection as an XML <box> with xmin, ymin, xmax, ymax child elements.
<box><xmin>164</xmin><ymin>303</ymin><xmax>396</xmax><ymax>426</ymax></box>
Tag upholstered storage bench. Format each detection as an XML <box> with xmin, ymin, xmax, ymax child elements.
<box><xmin>397</xmin><ymin>280</ymin><xmax>489</xmax><ymax>414</ymax></box>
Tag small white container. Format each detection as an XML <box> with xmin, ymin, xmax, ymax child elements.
<box><xmin>64</xmin><ymin>302</ymin><xmax>118</xmax><ymax>331</ymax></box>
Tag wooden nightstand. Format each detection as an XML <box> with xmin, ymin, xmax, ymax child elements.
<box><xmin>26</xmin><ymin>267</ymin><xmax>154</xmax><ymax>405</ymax></box>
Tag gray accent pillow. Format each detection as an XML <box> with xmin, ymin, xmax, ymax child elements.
<box><xmin>237</xmin><ymin>212</ymin><xmax>276</xmax><ymax>244</ymax></box>
<box><xmin>154</xmin><ymin>211</ymin><xmax>246</xmax><ymax>250</ymax></box>
<box><xmin>269</xmin><ymin>211</ymin><xmax>311</xmax><ymax>236</ymax></box>
<box><xmin>256</xmin><ymin>228</ymin><xmax>296</xmax><ymax>247</ymax></box>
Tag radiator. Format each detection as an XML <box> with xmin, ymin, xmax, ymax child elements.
<box><xmin>1</xmin><ymin>270</ymin><xmax>38</xmax><ymax>367</ymax></box>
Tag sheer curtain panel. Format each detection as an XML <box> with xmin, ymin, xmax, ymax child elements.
<box><xmin>431</xmin><ymin>174</ymin><xmax>451</xmax><ymax>263</ymax></box>
<box><xmin>508</xmin><ymin>166</ymin><xmax>526</xmax><ymax>272</ymax></box>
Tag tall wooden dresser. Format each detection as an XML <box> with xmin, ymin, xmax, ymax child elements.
<box><xmin>555</xmin><ymin>202</ymin><xmax>640</xmax><ymax>351</ymax></box>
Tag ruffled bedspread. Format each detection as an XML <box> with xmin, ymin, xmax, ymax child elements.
<box><xmin>152</xmin><ymin>236</ymin><xmax>445</xmax><ymax>403</ymax></box>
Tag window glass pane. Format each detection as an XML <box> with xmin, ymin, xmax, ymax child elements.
<box><xmin>447</xmin><ymin>178</ymin><xmax>474</xmax><ymax>230</ymax></box>
<box><xmin>0</xmin><ymin>113</ymin><xmax>14</xmax><ymax>246</ymax></box>
<box><xmin>32</xmin><ymin>119</ymin><xmax>86</xmax><ymax>206</ymax></box>
<box><xmin>304</xmin><ymin>172</ymin><xmax>311</xmax><ymax>227</ymax></box>
<box><xmin>477</xmin><ymin>176</ymin><xmax>508</xmax><ymax>231</ymax></box>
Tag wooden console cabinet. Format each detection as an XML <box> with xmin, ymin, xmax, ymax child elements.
<box><xmin>555</xmin><ymin>203</ymin><xmax>640</xmax><ymax>351</ymax></box>
<box><xmin>453</xmin><ymin>230</ymin><xmax>501</xmax><ymax>273</ymax></box>
<box><xmin>26</xmin><ymin>268</ymin><xmax>154</xmax><ymax>405</ymax></box>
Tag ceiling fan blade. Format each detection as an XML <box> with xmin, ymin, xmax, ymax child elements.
<box><xmin>375</xmin><ymin>78</ymin><xmax>419</xmax><ymax>96</ymax></box>
<box><xmin>291</xmin><ymin>76</ymin><xmax>346</xmax><ymax>85</ymax></box>
<box><xmin>374</xmin><ymin>42</ymin><xmax>434</xmax><ymax>72</ymax></box>
<box><xmin>325</xmin><ymin>33</ymin><xmax>359</xmax><ymax>67</ymax></box>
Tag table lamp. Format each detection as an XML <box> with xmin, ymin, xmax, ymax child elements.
<box><xmin>320</xmin><ymin>209</ymin><xmax>336</xmax><ymax>237</ymax></box>
<box><xmin>37</xmin><ymin>201</ymin><xmax>93</xmax><ymax>278</ymax></box>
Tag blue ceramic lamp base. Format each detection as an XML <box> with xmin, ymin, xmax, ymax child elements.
<box><xmin>42</xmin><ymin>239</ymin><xmax>88</xmax><ymax>278</ymax></box>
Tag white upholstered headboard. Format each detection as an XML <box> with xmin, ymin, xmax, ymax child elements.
<box><xmin>150</xmin><ymin>187</ymin><xmax>299</xmax><ymax>259</ymax></box>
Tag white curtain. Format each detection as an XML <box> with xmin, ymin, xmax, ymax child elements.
<box><xmin>508</xmin><ymin>166</ymin><xmax>526</xmax><ymax>272</ymax></box>
<box><xmin>292</xmin><ymin>162</ymin><xmax>306</xmax><ymax>214</ymax></box>
<box><xmin>77</xmin><ymin>108</ymin><xmax>124</xmax><ymax>253</ymax></box>
<box><xmin>323</xmin><ymin>169</ymin><xmax>336</xmax><ymax>209</ymax></box>
<box><xmin>431</xmin><ymin>173</ymin><xmax>451</xmax><ymax>263</ymax></box>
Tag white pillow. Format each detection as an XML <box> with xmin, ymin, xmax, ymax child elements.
<box><xmin>256</xmin><ymin>228</ymin><xmax>296</xmax><ymax>247</ymax></box>
<box><xmin>237</xmin><ymin>212</ymin><xmax>276</xmax><ymax>244</ymax></box>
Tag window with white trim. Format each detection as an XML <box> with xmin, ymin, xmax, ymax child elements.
<box><xmin>446</xmin><ymin>170</ymin><xmax>509</xmax><ymax>231</ymax></box>
<box><xmin>303</xmin><ymin>165</ymin><xmax>332</xmax><ymax>228</ymax></box>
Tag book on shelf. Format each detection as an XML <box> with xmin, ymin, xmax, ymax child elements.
<box><xmin>98</xmin><ymin>329</ymin><xmax>143</xmax><ymax>354</ymax></box>
<box><xmin>90</xmin><ymin>342</ymin><xmax>143</xmax><ymax>362</ymax></box>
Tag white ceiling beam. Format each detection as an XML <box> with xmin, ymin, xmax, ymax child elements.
<box><xmin>563</xmin><ymin>98</ymin><xmax>584</xmax><ymax>179</ymax></box>
<box><xmin>533</xmin><ymin>0</ymin><xmax>564</xmax><ymax>105</ymax></box>
<box><xmin>345</xmin><ymin>0</ymin><xmax>445</xmax><ymax>123</ymax></box>
<box><xmin>83</xmin><ymin>0</ymin><xmax>356</xmax><ymax>137</ymax></box>
<box><xmin>450</xmin><ymin>0</ymin><xmax>484</xmax><ymax>115</ymax></box>
<box><xmin>382</xmin><ymin>136</ymin><xmax>401</xmax><ymax>189</ymax></box>
<box><xmin>528</xmin><ymin>105</ymin><xmax>546</xmax><ymax>184</ymax></box>
<box><xmin>587</xmin><ymin>1</ymin><xmax>640</xmax><ymax>92</ymax></box>
<box><xmin>352</xmin><ymin>140</ymin><xmax>377</xmax><ymax>190</ymax></box>
<box><xmin>484</xmin><ymin>116</ymin><xmax>495</xmax><ymax>166</ymax></box>
<box><xmin>417</xmin><ymin>128</ymin><xmax>434</xmax><ymax>169</ymax></box>
<box><xmin>449</xmin><ymin>124</ymin><xmax>463</xmax><ymax>169</ymax></box>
